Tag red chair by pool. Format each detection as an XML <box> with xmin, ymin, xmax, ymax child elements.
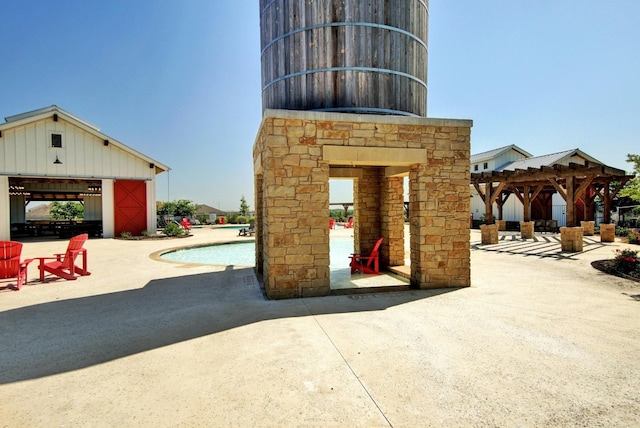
<box><xmin>329</xmin><ymin>219</ymin><xmax>336</xmax><ymax>229</ymax></box>
<box><xmin>33</xmin><ymin>233</ymin><xmax>91</xmax><ymax>282</ymax></box>
<box><xmin>344</xmin><ymin>216</ymin><xmax>354</xmax><ymax>229</ymax></box>
<box><xmin>181</xmin><ymin>217</ymin><xmax>192</xmax><ymax>230</ymax></box>
<box><xmin>0</xmin><ymin>241</ymin><xmax>32</xmax><ymax>290</ymax></box>
<box><xmin>349</xmin><ymin>237</ymin><xmax>383</xmax><ymax>275</ymax></box>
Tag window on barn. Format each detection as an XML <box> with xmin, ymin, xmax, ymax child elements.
<box><xmin>51</xmin><ymin>133</ymin><xmax>62</xmax><ymax>148</ymax></box>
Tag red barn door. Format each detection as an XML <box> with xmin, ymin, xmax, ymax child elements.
<box><xmin>114</xmin><ymin>180</ymin><xmax>147</xmax><ymax>236</ymax></box>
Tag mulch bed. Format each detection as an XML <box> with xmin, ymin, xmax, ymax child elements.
<box><xmin>592</xmin><ymin>260</ymin><xmax>640</xmax><ymax>283</ymax></box>
<box><xmin>115</xmin><ymin>234</ymin><xmax>192</xmax><ymax>241</ymax></box>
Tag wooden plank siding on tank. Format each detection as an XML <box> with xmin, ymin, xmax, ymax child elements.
<box><xmin>260</xmin><ymin>0</ymin><xmax>428</xmax><ymax>116</ymax></box>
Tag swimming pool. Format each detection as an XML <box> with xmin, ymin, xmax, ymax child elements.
<box><xmin>159</xmin><ymin>237</ymin><xmax>354</xmax><ymax>268</ymax></box>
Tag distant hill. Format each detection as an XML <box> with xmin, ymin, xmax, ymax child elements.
<box><xmin>26</xmin><ymin>203</ymin><xmax>50</xmax><ymax>220</ymax></box>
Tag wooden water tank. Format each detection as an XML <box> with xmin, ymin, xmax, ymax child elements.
<box><xmin>260</xmin><ymin>0</ymin><xmax>429</xmax><ymax>117</ymax></box>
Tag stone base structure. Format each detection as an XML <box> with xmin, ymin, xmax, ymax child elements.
<box><xmin>253</xmin><ymin>110</ymin><xmax>472</xmax><ymax>299</ymax></box>
<box><xmin>600</xmin><ymin>224</ymin><xmax>616</xmax><ymax>242</ymax></box>
<box><xmin>495</xmin><ymin>220</ymin><xmax>506</xmax><ymax>231</ymax></box>
<box><xmin>560</xmin><ymin>227</ymin><xmax>584</xmax><ymax>252</ymax></box>
<box><xmin>520</xmin><ymin>221</ymin><xmax>535</xmax><ymax>239</ymax></box>
<box><xmin>480</xmin><ymin>224</ymin><xmax>499</xmax><ymax>245</ymax></box>
<box><xmin>581</xmin><ymin>221</ymin><xmax>595</xmax><ymax>236</ymax></box>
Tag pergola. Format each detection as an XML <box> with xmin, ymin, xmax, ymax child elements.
<box><xmin>471</xmin><ymin>163</ymin><xmax>633</xmax><ymax>227</ymax></box>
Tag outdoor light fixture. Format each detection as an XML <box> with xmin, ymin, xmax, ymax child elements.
<box><xmin>53</xmin><ymin>155</ymin><xmax>63</xmax><ymax>165</ymax></box>
<box><xmin>53</xmin><ymin>113</ymin><xmax>58</xmax><ymax>122</ymax></box>
<box><xmin>149</xmin><ymin>163</ymin><xmax>155</xmax><ymax>169</ymax></box>
<box><xmin>103</xmin><ymin>139</ymin><xmax>109</xmax><ymax>146</ymax></box>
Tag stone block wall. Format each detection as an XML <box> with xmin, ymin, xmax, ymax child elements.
<box><xmin>255</xmin><ymin>110</ymin><xmax>472</xmax><ymax>298</ymax></box>
<box><xmin>382</xmin><ymin>176</ymin><xmax>405</xmax><ymax>266</ymax></box>
<box><xmin>254</xmin><ymin>116</ymin><xmax>331</xmax><ymax>299</ymax></box>
<box><xmin>354</xmin><ymin>167</ymin><xmax>383</xmax><ymax>256</ymax></box>
<box><xmin>407</xmin><ymin>127</ymin><xmax>471</xmax><ymax>289</ymax></box>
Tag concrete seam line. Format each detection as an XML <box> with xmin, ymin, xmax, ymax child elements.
<box><xmin>301</xmin><ymin>299</ymin><xmax>393</xmax><ymax>427</ymax></box>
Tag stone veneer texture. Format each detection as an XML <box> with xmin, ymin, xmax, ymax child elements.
<box><xmin>254</xmin><ymin>110</ymin><xmax>471</xmax><ymax>298</ymax></box>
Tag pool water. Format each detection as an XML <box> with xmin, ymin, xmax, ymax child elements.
<box><xmin>161</xmin><ymin>237</ymin><xmax>355</xmax><ymax>269</ymax></box>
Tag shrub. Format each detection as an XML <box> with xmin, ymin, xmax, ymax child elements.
<box><xmin>616</xmin><ymin>226</ymin><xmax>631</xmax><ymax>237</ymax></box>
<box><xmin>237</xmin><ymin>216</ymin><xmax>248</xmax><ymax>224</ymax></box>
<box><xmin>614</xmin><ymin>248</ymin><xmax>639</xmax><ymax>273</ymax></box>
<box><xmin>163</xmin><ymin>222</ymin><xmax>184</xmax><ymax>237</ymax></box>
<box><xmin>142</xmin><ymin>230</ymin><xmax>151</xmax><ymax>237</ymax></box>
<box><xmin>120</xmin><ymin>231</ymin><xmax>132</xmax><ymax>239</ymax></box>
<box><xmin>628</xmin><ymin>230</ymin><xmax>640</xmax><ymax>245</ymax></box>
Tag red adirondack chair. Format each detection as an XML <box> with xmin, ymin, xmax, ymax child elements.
<box><xmin>0</xmin><ymin>241</ymin><xmax>31</xmax><ymax>290</ymax></box>
<box><xmin>33</xmin><ymin>233</ymin><xmax>91</xmax><ymax>282</ymax></box>
<box><xmin>181</xmin><ymin>217</ymin><xmax>192</xmax><ymax>230</ymax></box>
<box><xmin>329</xmin><ymin>218</ymin><xmax>336</xmax><ymax>229</ymax></box>
<box><xmin>344</xmin><ymin>216</ymin><xmax>354</xmax><ymax>229</ymax></box>
<box><xmin>349</xmin><ymin>237</ymin><xmax>383</xmax><ymax>275</ymax></box>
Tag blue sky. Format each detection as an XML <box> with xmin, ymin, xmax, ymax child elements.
<box><xmin>2</xmin><ymin>1</ymin><xmax>638</xmax><ymax>211</ymax></box>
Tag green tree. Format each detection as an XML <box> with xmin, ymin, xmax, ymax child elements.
<box><xmin>156</xmin><ymin>200</ymin><xmax>196</xmax><ymax>218</ymax></box>
<box><xmin>239</xmin><ymin>196</ymin><xmax>249</xmax><ymax>217</ymax></box>
<box><xmin>619</xmin><ymin>154</ymin><xmax>640</xmax><ymax>202</ymax></box>
<box><xmin>49</xmin><ymin>201</ymin><xmax>84</xmax><ymax>220</ymax></box>
<box><xmin>173</xmin><ymin>199</ymin><xmax>197</xmax><ymax>217</ymax></box>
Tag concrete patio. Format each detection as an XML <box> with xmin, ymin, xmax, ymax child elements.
<box><xmin>1</xmin><ymin>227</ymin><xmax>638</xmax><ymax>426</ymax></box>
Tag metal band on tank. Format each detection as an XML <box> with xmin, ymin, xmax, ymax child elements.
<box><xmin>260</xmin><ymin>21</ymin><xmax>428</xmax><ymax>55</ymax></box>
<box><xmin>260</xmin><ymin>0</ymin><xmax>429</xmax><ymax>17</ymax></box>
<box><xmin>314</xmin><ymin>107</ymin><xmax>420</xmax><ymax>117</ymax></box>
<box><xmin>262</xmin><ymin>66</ymin><xmax>427</xmax><ymax>93</ymax></box>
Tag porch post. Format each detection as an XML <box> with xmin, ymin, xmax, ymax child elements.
<box><xmin>0</xmin><ymin>176</ymin><xmax>9</xmax><ymax>240</ymax></box>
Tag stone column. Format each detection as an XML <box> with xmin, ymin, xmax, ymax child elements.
<box><xmin>354</xmin><ymin>167</ymin><xmax>382</xmax><ymax>257</ymax></box>
<box><xmin>581</xmin><ymin>221</ymin><xmax>595</xmax><ymax>236</ymax></box>
<box><xmin>520</xmin><ymin>221</ymin><xmax>535</xmax><ymax>239</ymax></box>
<box><xmin>260</xmin><ymin>117</ymin><xmax>331</xmax><ymax>298</ymax></box>
<box><xmin>254</xmin><ymin>174</ymin><xmax>264</xmax><ymax>274</ymax></box>
<box><xmin>480</xmin><ymin>224</ymin><xmax>499</xmax><ymax>244</ymax></box>
<box><xmin>381</xmin><ymin>176</ymin><xmax>405</xmax><ymax>266</ymax></box>
<box><xmin>600</xmin><ymin>224</ymin><xmax>616</xmax><ymax>242</ymax></box>
<box><xmin>560</xmin><ymin>227</ymin><xmax>583</xmax><ymax>252</ymax></box>
<box><xmin>409</xmin><ymin>127</ymin><xmax>470</xmax><ymax>289</ymax></box>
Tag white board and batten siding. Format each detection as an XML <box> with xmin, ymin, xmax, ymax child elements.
<box><xmin>0</xmin><ymin>107</ymin><xmax>168</xmax><ymax>240</ymax></box>
<box><xmin>1</xmin><ymin>118</ymin><xmax>156</xmax><ymax>180</ymax></box>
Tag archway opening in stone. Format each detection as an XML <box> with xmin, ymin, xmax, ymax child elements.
<box><xmin>328</xmin><ymin>177</ymin><xmax>410</xmax><ymax>292</ymax></box>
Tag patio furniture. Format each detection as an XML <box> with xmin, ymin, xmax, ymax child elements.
<box><xmin>349</xmin><ymin>237</ymin><xmax>383</xmax><ymax>275</ymax></box>
<box><xmin>0</xmin><ymin>241</ymin><xmax>32</xmax><ymax>291</ymax></box>
<box><xmin>329</xmin><ymin>218</ymin><xmax>336</xmax><ymax>229</ymax></box>
<box><xmin>344</xmin><ymin>216</ymin><xmax>354</xmax><ymax>229</ymax></box>
<box><xmin>33</xmin><ymin>233</ymin><xmax>91</xmax><ymax>282</ymax></box>
<box><xmin>239</xmin><ymin>221</ymin><xmax>255</xmax><ymax>237</ymax></box>
<box><xmin>546</xmin><ymin>219</ymin><xmax>559</xmax><ymax>233</ymax></box>
<box><xmin>181</xmin><ymin>217</ymin><xmax>192</xmax><ymax>230</ymax></box>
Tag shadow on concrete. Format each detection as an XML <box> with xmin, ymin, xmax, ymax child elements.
<box><xmin>0</xmin><ymin>268</ymin><xmax>457</xmax><ymax>384</ymax></box>
<box><xmin>471</xmin><ymin>234</ymin><xmax>609</xmax><ymax>260</ymax></box>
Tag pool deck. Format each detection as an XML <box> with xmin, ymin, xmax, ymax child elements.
<box><xmin>1</xmin><ymin>227</ymin><xmax>639</xmax><ymax>426</ymax></box>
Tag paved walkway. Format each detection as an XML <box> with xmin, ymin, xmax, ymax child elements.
<box><xmin>1</xmin><ymin>228</ymin><xmax>639</xmax><ymax>426</ymax></box>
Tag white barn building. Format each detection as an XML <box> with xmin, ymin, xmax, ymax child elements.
<box><xmin>0</xmin><ymin>106</ymin><xmax>169</xmax><ymax>240</ymax></box>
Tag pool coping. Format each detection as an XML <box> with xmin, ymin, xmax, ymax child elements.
<box><xmin>149</xmin><ymin>239</ymin><xmax>256</xmax><ymax>267</ymax></box>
